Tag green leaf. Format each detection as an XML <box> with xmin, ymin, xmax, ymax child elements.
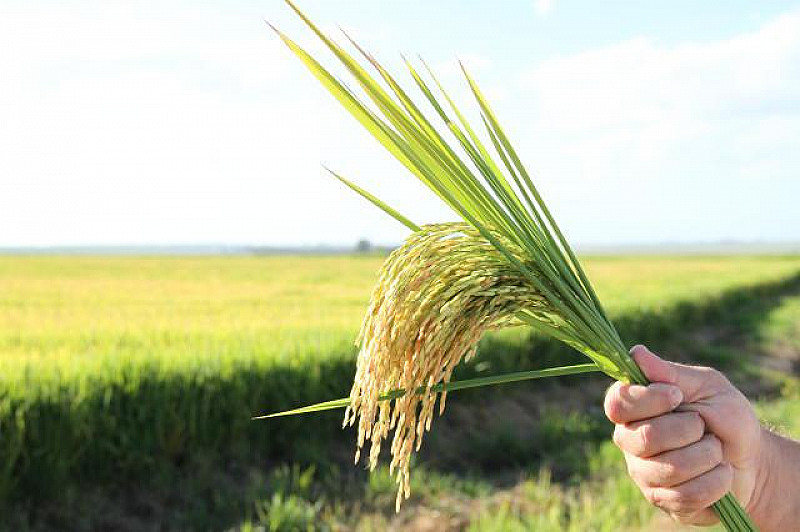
<box><xmin>253</xmin><ymin>363</ymin><xmax>600</xmax><ymax>419</ymax></box>
<box><xmin>326</xmin><ymin>168</ymin><xmax>420</xmax><ymax>232</ymax></box>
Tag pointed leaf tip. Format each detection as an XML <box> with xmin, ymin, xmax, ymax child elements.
<box><xmin>320</xmin><ymin>164</ymin><xmax>338</xmax><ymax>178</ymax></box>
<box><xmin>338</xmin><ymin>27</ymin><xmax>377</xmax><ymax>65</ymax></box>
<box><xmin>264</xmin><ymin>19</ymin><xmax>281</xmax><ymax>35</ymax></box>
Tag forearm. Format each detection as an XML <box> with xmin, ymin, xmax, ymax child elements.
<box><xmin>749</xmin><ymin>428</ymin><xmax>800</xmax><ymax>531</ymax></box>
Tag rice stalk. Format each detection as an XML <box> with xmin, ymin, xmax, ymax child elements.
<box><xmin>266</xmin><ymin>2</ymin><xmax>758</xmax><ymax>528</ymax></box>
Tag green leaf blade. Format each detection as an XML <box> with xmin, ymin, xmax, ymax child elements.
<box><xmin>253</xmin><ymin>363</ymin><xmax>600</xmax><ymax>420</ymax></box>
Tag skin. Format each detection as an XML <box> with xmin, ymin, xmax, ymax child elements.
<box><xmin>605</xmin><ymin>345</ymin><xmax>800</xmax><ymax>530</ymax></box>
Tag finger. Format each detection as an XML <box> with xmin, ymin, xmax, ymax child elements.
<box><xmin>645</xmin><ymin>463</ymin><xmax>733</xmax><ymax>517</ymax></box>
<box><xmin>630</xmin><ymin>345</ymin><xmax>676</xmax><ymax>384</ymax></box>
<box><xmin>630</xmin><ymin>345</ymin><xmax>726</xmax><ymax>402</ymax></box>
<box><xmin>679</xmin><ymin>390</ymin><xmax>760</xmax><ymax>458</ymax></box>
<box><xmin>626</xmin><ymin>433</ymin><xmax>723</xmax><ymax>488</ymax></box>
<box><xmin>630</xmin><ymin>346</ymin><xmax>755</xmax><ymax>450</ymax></box>
<box><xmin>614</xmin><ymin>411</ymin><xmax>704</xmax><ymax>457</ymax></box>
<box><xmin>604</xmin><ymin>381</ymin><xmax>683</xmax><ymax>424</ymax></box>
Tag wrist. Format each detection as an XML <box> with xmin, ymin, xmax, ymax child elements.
<box><xmin>746</xmin><ymin>427</ymin><xmax>781</xmax><ymax>530</ymax></box>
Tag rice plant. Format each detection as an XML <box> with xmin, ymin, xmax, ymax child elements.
<box><xmin>264</xmin><ymin>1</ymin><xmax>757</xmax><ymax>528</ymax></box>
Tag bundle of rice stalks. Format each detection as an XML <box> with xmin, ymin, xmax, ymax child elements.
<box><xmin>260</xmin><ymin>2</ymin><xmax>756</xmax><ymax>529</ymax></box>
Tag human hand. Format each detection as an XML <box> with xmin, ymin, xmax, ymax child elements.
<box><xmin>604</xmin><ymin>345</ymin><xmax>767</xmax><ymax>526</ymax></box>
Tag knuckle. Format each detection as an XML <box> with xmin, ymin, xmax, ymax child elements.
<box><xmin>720</xmin><ymin>463</ymin><xmax>734</xmax><ymax>486</ymax></box>
<box><xmin>701</xmin><ymin>366</ymin><xmax>727</xmax><ymax>387</ymax></box>
<box><xmin>625</xmin><ymin>460</ymin><xmax>634</xmax><ymax>478</ymax></box>
<box><xmin>612</xmin><ymin>424</ymin><xmax>625</xmax><ymax>448</ymax></box>
<box><xmin>626</xmin><ymin>461</ymin><xmax>644</xmax><ymax>486</ymax></box>
<box><xmin>604</xmin><ymin>395</ymin><xmax>622</xmax><ymax>423</ymax></box>
<box><xmin>659</xmin><ymin>460</ymin><xmax>682</xmax><ymax>483</ymax></box>
<box><xmin>624</xmin><ymin>455</ymin><xmax>636</xmax><ymax>476</ymax></box>
<box><xmin>671</xmin><ymin>510</ymin><xmax>699</xmax><ymax>525</ymax></box>
<box><xmin>627</xmin><ymin>458</ymin><xmax>656</xmax><ymax>488</ymax></box>
<box><xmin>706</xmin><ymin>435</ymin><xmax>723</xmax><ymax>465</ymax></box>
<box><xmin>659</xmin><ymin>389</ymin><xmax>676</xmax><ymax>411</ymax></box>
<box><xmin>711</xmin><ymin>367</ymin><xmax>730</xmax><ymax>385</ymax></box>
<box><xmin>650</xmin><ymin>383</ymin><xmax>678</xmax><ymax>409</ymax></box>
<box><xmin>689</xmin><ymin>412</ymin><xmax>705</xmax><ymax>439</ymax></box>
<box><xmin>643</xmin><ymin>487</ymin><xmax>660</xmax><ymax>507</ymax></box>
<box><xmin>638</xmin><ymin>423</ymin><xmax>654</xmax><ymax>454</ymax></box>
<box><xmin>604</xmin><ymin>383</ymin><xmax>630</xmax><ymax>423</ymax></box>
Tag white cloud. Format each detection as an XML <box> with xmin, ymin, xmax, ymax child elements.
<box><xmin>522</xmin><ymin>12</ymin><xmax>799</xmax><ymax>131</ymax></box>
<box><xmin>510</xmin><ymin>10</ymin><xmax>800</xmax><ymax>243</ymax></box>
<box><xmin>534</xmin><ymin>0</ymin><xmax>554</xmax><ymax>16</ymax></box>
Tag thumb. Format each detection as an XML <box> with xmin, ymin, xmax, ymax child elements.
<box><xmin>631</xmin><ymin>346</ymin><xmax>756</xmax><ymax>456</ymax></box>
<box><xmin>630</xmin><ymin>344</ymin><xmax>710</xmax><ymax>400</ymax></box>
<box><xmin>630</xmin><ymin>344</ymin><xmax>677</xmax><ymax>384</ymax></box>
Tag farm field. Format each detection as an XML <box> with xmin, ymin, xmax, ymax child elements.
<box><xmin>1</xmin><ymin>255</ymin><xmax>800</xmax><ymax>531</ymax></box>
<box><xmin>4</xmin><ymin>255</ymin><xmax>800</xmax><ymax>375</ymax></box>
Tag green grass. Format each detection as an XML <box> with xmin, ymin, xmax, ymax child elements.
<box><xmin>1</xmin><ymin>254</ymin><xmax>800</xmax><ymax>530</ymax></box>
<box><xmin>756</xmin><ymin>295</ymin><xmax>800</xmax><ymax>357</ymax></box>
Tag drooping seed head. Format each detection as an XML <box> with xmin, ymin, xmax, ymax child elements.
<box><xmin>344</xmin><ymin>223</ymin><xmax>553</xmax><ymax>510</ymax></box>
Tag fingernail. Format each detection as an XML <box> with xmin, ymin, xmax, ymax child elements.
<box><xmin>669</xmin><ymin>386</ymin><xmax>683</xmax><ymax>408</ymax></box>
<box><xmin>629</xmin><ymin>344</ymin><xmax>658</xmax><ymax>360</ymax></box>
<box><xmin>628</xmin><ymin>344</ymin><xmax>645</xmax><ymax>355</ymax></box>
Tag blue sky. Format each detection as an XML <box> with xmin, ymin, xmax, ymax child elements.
<box><xmin>1</xmin><ymin>1</ymin><xmax>799</xmax><ymax>247</ymax></box>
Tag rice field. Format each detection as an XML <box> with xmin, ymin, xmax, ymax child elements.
<box><xmin>2</xmin><ymin>254</ymin><xmax>800</xmax><ymax>530</ymax></box>
<box><xmin>3</xmin><ymin>255</ymin><xmax>800</xmax><ymax>374</ymax></box>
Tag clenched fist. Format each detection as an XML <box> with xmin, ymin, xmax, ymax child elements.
<box><xmin>604</xmin><ymin>345</ymin><xmax>800</xmax><ymax>530</ymax></box>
